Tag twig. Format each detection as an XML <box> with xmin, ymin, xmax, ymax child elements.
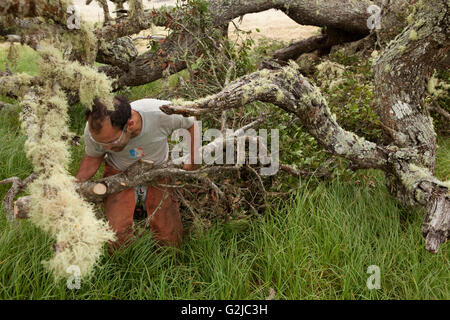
<box><xmin>429</xmin><ymin>98</ymin><xmax>450</xmax><ymax>123</ymax></box>
<box><xmin>245</xmin><ymin>165</ymin><xmax>267</xmax><ymax>202</ymax></box>
<box><xmin>0</xmin><ymin>173</ymin><xmax>37</xmax><ymax>222</ymax></box>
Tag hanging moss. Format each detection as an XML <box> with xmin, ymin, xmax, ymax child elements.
<box><xmin>58</xmin><ymin>22</ymin><xmax>98</xmax><ymax>65</ymax></box>
<box><xmin>20</xmin><ymin>82</ymin><xmax>115</xmax><ymax>281</ymax></box>
<box><xmin>12</xmin><ymin>39</ymin><xmax>117</xmax><ymax>280</ymax></box>
<box><xmin>37</xmin><ymin>44</ymin><xmax>114</xmax><ymax>109</ymax></box>
<box><xmin>0</xmin><ymin>72</ymin><xmax>33</xmax><ymax>98</ymax></box>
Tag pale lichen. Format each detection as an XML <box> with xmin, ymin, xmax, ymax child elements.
<box><xmin>37</xmin><ymin>43</ymin><xmax>114</xmax><ymax>109</ymax></box>
<box><xmin>21</xmin><ymin>84</ymin><xmax>115</xmax><ymax>281</ymax></box>
<box><xmin>18</xmin><ymin>43</ymin><xmax>116</xmax><ymax>281</ymax></box>
<box><xmin>391</xmin><ymin>101</ymin><xmax>413</xmax><ymax>119</ymax></box>
<box><xmin>0</xmin><ymin>72</ymin><xmax>34</xmax><ymax>98</ymax></box>
<box><xmin>276</xmin><ymin>89</ymin><xmax>285</xmax><ymax>102</ymax></box>
<box><xmin>409</xmin><ymin>29</ymin><xmax>418</xmax><ymax>41</ymax></box>
<box><xmin>316</xmin><ymin>60</ymin><xmax>346</xmax><ymax>90</ymax></box>
<box><xmin>427</xmin><ymin>72</ymin><xmax>449</xmax><ymax>98</ymax></box>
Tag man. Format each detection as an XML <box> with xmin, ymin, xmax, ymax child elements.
<box><xmin>75</xmin><ymin>96</ymin><xmax>199</xmax><ymax>252</ymax></box>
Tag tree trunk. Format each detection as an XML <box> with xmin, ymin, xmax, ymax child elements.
<box><xmin>372</xmin><ymin>0</ymin><xmax>449</xmax><ymax>252</ymax></box>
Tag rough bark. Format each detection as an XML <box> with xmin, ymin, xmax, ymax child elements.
<box><xmin>373</xmin><ymin>0</ymin><xmax>449</xmax><ymax>250</ymax></box>
<box><xmin>209</xmin><ymin>0</ymin><xmax>373</xmax><ymax>35</ymax></box>
<box><xmin>114</xmin><ymin>31</ymin><xmax>193</xmax><ymax>89</ymax></box>
<box><xmin>96</xmin><ymin>36</ymin><xmax>138</xmax><ymax>72</ymax></box>
<box><xmin>2</xmin><ymin>0</ymin><xmax>407</xmax><ymax>89</ymax></box>
<box><xmin>161</xmin><ymin>63</ymin><xmax>389</xmax><ymax>170</ymax></box>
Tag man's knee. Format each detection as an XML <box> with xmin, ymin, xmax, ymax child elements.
<box><xmin>146</xmin><ymin>184</ymin><xmax>183</xmax><ymax>247</ymax></box>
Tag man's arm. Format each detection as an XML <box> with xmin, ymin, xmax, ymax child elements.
<box><xmin>183</xmin><ymin>117</ymin><xmax>200</xmax><ymax>171</ymax></box>
<box><xmin>75</xmin><ymin>154</ymin><xmax>105</xmax><ymax>183</ymax></box>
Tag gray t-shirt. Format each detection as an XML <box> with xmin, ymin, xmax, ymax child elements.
<box><xmin>84</xmin><ymin>98</ymin><xmax>194</xmax><ymax>171</ymax></box>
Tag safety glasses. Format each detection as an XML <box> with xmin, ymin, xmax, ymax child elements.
<box><xmin>87</xmin><ymin>124</ymin><xmax>128</xmax><ymax>147</ymax></box>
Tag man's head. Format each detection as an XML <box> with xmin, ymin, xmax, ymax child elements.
<box><xmin>86</xmin><ymin>96</ymin><xmax>135</xmax><ymax>152</ymax></box>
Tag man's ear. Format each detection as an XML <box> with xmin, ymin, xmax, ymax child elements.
<box><xmin>126</xmin><ymin>117</ymin><xmax>134</xmax><ymax>132</ymax></box>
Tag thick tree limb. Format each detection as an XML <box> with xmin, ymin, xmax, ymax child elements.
<box><xmin>2</xmin><ymin>0</ymin><xmax>402</xmax><ymax>90</ymax></box>
<box><xmin>94</xmin><ymin>0</ymin><xmax>374</xmax><ymax>44</ymax></box>
<box><xmin>160</xmin><ymin>58</ymin><xmax>449</xmax><ymax>252</ymax></box>
<box><xmin>99</xmin><ymin>0</ymin><xmax>379</xmax><ymax>88</ymax></box>
<box><xmin>273</xmin><ymin>28</ymin><xmax>364</xmax><ymax>62</ymax></box>
<box><xmin>373</xmin><ymin>0</ymin><xmax>449</xmax><ymax>251</ymax></box>
<box><xmin>210</xmin><ymin>0</ymin><xmax>373</xmax><ymax>35</ymax></box>
<box><xmin>96</xmin><ymin>36</ymin><xmax>138</xmax><ymax>72</ymax></box>
<box><xmin>161</xmin><ymin>63</ymin><xmax>389</xmax><ymax>171</ymax></box>
<box><xmin>115</xmin><ymin>31</ymin><xmax>194</xmax><ymax>89</ymax></box>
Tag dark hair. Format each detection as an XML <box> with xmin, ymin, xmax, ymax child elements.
<box><xmin>86</xmin><ymin>95</ymin><xmax>131</xmax><ymax>133</ymax></box>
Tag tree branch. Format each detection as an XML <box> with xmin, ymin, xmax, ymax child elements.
<box><xmin>0</xmin><ymin>174</ymin><xmax>37</xmax><ymax>222</ymax></box>
<box><xmin>273</xmin><ymin>27</ymin><xmax>363</xmax><ymax>62</ymax></box>
<box><xmin>160</xmin><ymin>63</ymin><xmax>389</xmax><ymax>170</ymax></box>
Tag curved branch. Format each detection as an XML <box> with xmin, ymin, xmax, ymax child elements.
<box><xmin>161</xmin><ymin>62</ymin><xmax>389</xmax><ymax>170</ymax></box>
<box><xmin>115</xmin><ymin>31</ymin><xmax>193</xmax><ymax>89</ymax></box>
<box><xmin>209</xmin><ymin>0</ymin><xmax>373</xmax><ymax>35</ymax></box>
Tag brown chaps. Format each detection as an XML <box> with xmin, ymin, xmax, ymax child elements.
<box><xmin>103</xmin><ymin>163</ymin><xmax>183</xmax><ymax>254</ymax></box>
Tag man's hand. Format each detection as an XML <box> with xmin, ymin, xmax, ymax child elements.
<box><xmin>75</xmin><ymin>154</ymin><xmax>105</xmax><ymax>183</ymax></box>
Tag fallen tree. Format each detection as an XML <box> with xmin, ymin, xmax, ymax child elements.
<box><xmin>157</xmin><ymin>0</ymin><xmax>450</xmax><ymax>252</ymax></box>
<box><xmin>0</xmin><ymin>0</ymin><xmax>448</xmax><ymax>283</ymax></box>
<box><xmin>0</xmin><ymin>0</ymin><xmax>410</xmax><ymax>91</ymax></box>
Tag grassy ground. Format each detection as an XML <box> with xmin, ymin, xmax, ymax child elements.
<box><xmin>0</xmin><ymin>45</ymin><xmax>448</xmax><ymax>300</ymax></box>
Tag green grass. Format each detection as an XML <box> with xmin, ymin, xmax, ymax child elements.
<box><xmin>0</xmin><ymin>43</ymin><xmax>40</xmax><ymax>76</ymax></box>
<box><xmin>0</xmin><ymin>44</ymin><xmax>448</xmax><ymax>300</ymax></box>
<box><xmin>1</xmin><ymin>166</ymin><xmax>448</xmax><ymax>299</ymax></box>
